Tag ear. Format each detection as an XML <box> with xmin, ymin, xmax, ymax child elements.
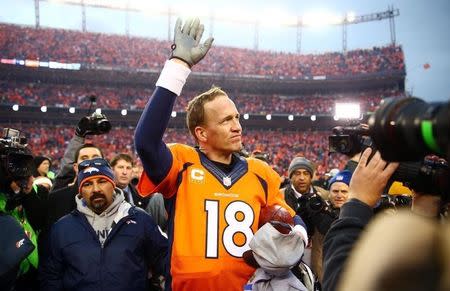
<box><xmin>194</xmin><ymin>126</ymin><xmax>207</xmax><ymax>143</ymax></box>
<box><xmin>73</xmin><ymin>163</ymin><xmax>78</xmax><ymax>175</ymax></box>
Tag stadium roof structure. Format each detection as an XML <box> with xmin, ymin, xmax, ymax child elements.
<box><xmin>38</xmin><ymin>0</ymin><xmax>399</xmax><ymax>52</ymax></box>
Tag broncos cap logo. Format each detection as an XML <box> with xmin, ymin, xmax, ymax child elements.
<box><xmin>83</xmin><ymin>167</ymin><xmax>100</xmax><ymax>174</ymax></box>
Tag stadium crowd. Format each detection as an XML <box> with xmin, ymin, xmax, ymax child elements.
<box><xmin>11</xmin><ymin>123</ymin><xmax>347</xmax><ymax>178</ymax></box>
<box><xmin>1</xmin><ymin>23</ymin><xmax>405</xmax><ymax>78</ymax></box>
<box><xmin>1</xmin><ymin>80</ymin><xmax>401</xmax><ymax>114</ymax></box>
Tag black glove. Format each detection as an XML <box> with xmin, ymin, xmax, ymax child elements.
<box><xmin>75</xmin><ymin>116</ymin><xmax>90</xmax><ymax>137</ymax></box>
<box><xmin>170</xmin><ymin>18</ymin><xmax>214</xmax><ymax>67</ymax></box>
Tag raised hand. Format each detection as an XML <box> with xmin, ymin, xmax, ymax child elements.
<box><xmin>349</xmin><ymin>148</ymin><xmax>399</xmax><ymax>207</ymax></box>
<box><xmin>170</xmin><ymin>18</ymin><xmax>214</xmax><ymax>67</ymax></box>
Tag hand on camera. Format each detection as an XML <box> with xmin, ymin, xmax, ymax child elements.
<box><xmin>349</xmin><ymin>148</ymin><xmax>399</xmax><ymax>207</ymax></box>
<box><xmin>170</xmin><ymin>18</ymin><xmax>214</xmax><ymax>68</ymax></box>
<box><xmin>75</xmin><ymin>116</ymin><xmax>90</xmax><ymax>137</ymax></box>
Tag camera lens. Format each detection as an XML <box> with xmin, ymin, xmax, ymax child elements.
<box><xmin>97</xmin><ymin>119</ymin><xmax>112</xmax><ymax>133</ymax></box>
<box><xmin>369</xmin><ymin>97</ymin><xmax>449</xmax><ymax>161</ymax></box>
<box><xmin>309</xmin><ymin>195</ymin><xmax>324</xmax><ymax>212</ymax></box>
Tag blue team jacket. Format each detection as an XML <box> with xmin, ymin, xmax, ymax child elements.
<box><xmin>40</xmin><ymin>206</ymin><xmax>168</xmax><ymax>291</ymax></box>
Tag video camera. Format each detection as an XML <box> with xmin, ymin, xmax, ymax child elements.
<box><xmin>329</xmin><ymin>97</ymin><xmax>449</xmax><ymax>201</ymax></box>
<box><xmin>0</xmin><ymin>128</ymin><xmax>34</xmax><ymax>191</ymax></box>
<box><xmin>369</xmin><ymin>97</ymin><xmax>449</xmax><ymax>162</ymax></box>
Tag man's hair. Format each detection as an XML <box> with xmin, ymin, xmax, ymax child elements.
<box><xmin>186</xmin><ymin>86</ymin><xmax>228</xmax><ymax>141</ymax></box>
<box><xmin>74</xmin><ymin>143</ymin><xmax>104</xmax><ymax>162</ymax></box>
<box><xmin>110</xmin><ymin>153</ymin><xmax>134</xmax><ymax>168</ymax></box>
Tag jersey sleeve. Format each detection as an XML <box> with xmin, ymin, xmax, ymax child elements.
<box><xmin>137</xmin><ymin>144</ymin><xmax>185</xmax><ymax>199</ymax></box>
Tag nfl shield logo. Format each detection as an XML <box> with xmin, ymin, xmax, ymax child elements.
<box><xmin>223</xmin><ymin>176</ymin><xmax>232</xmax><ymax>187</ymax></box>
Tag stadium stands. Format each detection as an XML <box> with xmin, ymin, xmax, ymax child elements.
<box><xmin>0</xmin><ymin>23</ymin><xmax>405</xmax><ymax>79</ymax></box>
<box><xmin>1</xmin><ymin>80</ymin><xmax>401</xmax><ymax>114</ymax></box>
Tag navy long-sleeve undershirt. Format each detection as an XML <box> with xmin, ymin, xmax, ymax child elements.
<box><xmin>134</xmin><ymin>87</ymin><xmax>177</xmax><ymax>184</ymax></box>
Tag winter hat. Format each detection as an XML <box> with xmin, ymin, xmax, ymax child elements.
<box><xmin>328</xmin><ymin>170</ymin><xmax>352</xmax><ymax>189</ymax></box>
<box><xmin>77</xmin><ymin>158</ymin><xmax>115</xmax><ymax>193</ymax></box>
<box><xmin>288</xmin><ymin>157</ymin><xmax>315</xmax><ymax>178</ymax></box>
<box><xmin>33</xmin><ymin>156</ymin><xmax>51</xmax><ymax>170</ymax></box>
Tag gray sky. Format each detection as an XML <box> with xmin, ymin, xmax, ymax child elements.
<box><xmin>1</xmin><ymin>0</ymin><xmax>449</xmax><ymax>102</ymax></box>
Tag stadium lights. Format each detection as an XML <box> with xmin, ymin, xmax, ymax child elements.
<box><xmin>171</xmin><ymin>111</ymin><xmax>177</xmax><ymax>118</ymax></box>
<box><xmin>243</xmin><ymin>113</ymin><xmax>249</xmax><ymax>120</ymax></box>
<box><xmin>311</xmin><ymin>115</ymin><xmax>317</xmax><ymax>121</ymax></box>
<box><xmin>335</xmin><ymin>102</ymin><xmax>361</xmax><ymax>120</ymax></box>
<box><xmin>12</xmin><ymin>104</ymin><xmax>19</xmax><ymax>111</ymax></box>
<box><xmin>95</xmin><ymin>108</ymin><xmax>102</xmax><ymax>114</ymax></box>
<box><xmin>302</xmin><ymin>11</ymin><xmax>344</xmax><ymax>27</ymax></box>
<box><xmin>266</xmin><ymin>114</ymin><xmax>272</xmax><ymax>121</ymax></box>
<box><xmin>177</xmin><ymin>5</ymin><xmax>210</xmax><ymax>19</ymax></box>
<box><xmin>288</xmin><ymin>114</ymin><xmax>294</xmax><ymax>121</ymax></box>
<box><xmin>346</xmin><ymin>11</ymin><xmax>356</xmax><ymax>23</ymax></box>
<box><xmin>121</xmin><ymin>109</ymin><xmax>127</xmax><ymax>116</ymax></box>
<box><xmin>43</xmin><ymin>1</ymin><xmax>398</xmax><ymax>32</ymax></box>
<box><xmin>257</xmin><ymin>8</ymin><xmax>294</xmax><ymax>26</ymax></box>
<box><xmin>41</xmin><ymin>105</ymin><xmax>47</xmax><ymax>113</ymax></box>
<box><xmin>69</xmin><ymin>107</ymin><xmax>76</xmax><ymax>114</ymax></box>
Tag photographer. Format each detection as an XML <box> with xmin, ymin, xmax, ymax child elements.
<box><xmin>0</xmin><ymin>129</ymin><xmax>41</xmax><ymax>290</ymax></box>
<box><xmin>281</xmin><ymin>157</ymin><xmax>328</xmax><ymax>223</ymax></box>
<box><xmin>280</xmin><ymin>157</ymin><xmax>328</xmax><ymax>282</ymax></box>
<box><xmin>53</xmin><ymin>98</ymin><xmax>111</xmax><ymax>191</ymax></box>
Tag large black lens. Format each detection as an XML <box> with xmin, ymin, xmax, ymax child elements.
<box><xmin>369</xmin><ymin>97</ymin><xmax>449</xmax><ymax>161</ymax></box>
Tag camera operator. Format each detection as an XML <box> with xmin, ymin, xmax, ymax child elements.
<box><xmin>281</xmin><ymin>157</ymin><xmax>328</xmax><ymax>218</ymax></box>
<box><xmin>53</xmin><ymin>100</ymin><xmax>111</xmax><ymax>191</ymax></box>
<box><xmin>325</xmin><ymin>152</ymin><xmax>449</xmax><ymax>291</ymax></box>
<box><xmin>0</xmin><ymin>129</ymin><xmax>43</xmax><ymax>290</ymax></box>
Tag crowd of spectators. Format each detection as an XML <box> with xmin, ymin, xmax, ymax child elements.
<box><xmin>1</xmin><ymin>80</ymin><xmax>402</xmax><ymax>114</ymax></box>
<box><xmin>10</xmin><ymin>123</ymin><xmax>347</xmax><ymax>178</ymax></box>
<box><xmin>1</xmin><ymin>23</ymin><xmax>405</xmax><ymax>78</ymax></box>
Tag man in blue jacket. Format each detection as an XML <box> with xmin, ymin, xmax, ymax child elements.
<box><xmin>39</xmin><ymin>158</ymin><xmax>168</xmax><ymax>291</ymax></box>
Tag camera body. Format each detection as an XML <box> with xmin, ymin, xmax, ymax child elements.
<box><xmin>0</xmin><ymin>128</ymin><xmax>34</xmax><ymax>191</ymax></box>
<box><xmin>329</xmin><ymin>125</ymin><xmax>373</xmax><ymax>157</ymax></box>
<box><xmin>329</xmin><ymin>124</ymin><xmax>448</xmax><ymax>200</ymax></box>
<box><xmin>297</xmin><ymin>193</ymin><xmax>339</xmax><ymax>220</ymax></box>
<box><xmin>77</xmin><ymin>112</ymin><xmax>112</xmax><ymax>136</ymax></box>
<box><xmin>296</xmin><ymin>193</ymin><xmax>339</xmax><ymax>236</ymax></box>
<box><xmin>329</xmin><ymin>97</ymin><xmax>449</xmax><ymax>201</ymax></box>
<box><xmin>374</xmin><ymin>194</ymin><xmax>412</xmax><ymax>213</ymax></box>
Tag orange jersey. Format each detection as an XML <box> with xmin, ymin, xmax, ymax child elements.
<box><xmin>138</xmin><ymin>144</ymin><xmax>294</xmax><ymax>291</ymax></box>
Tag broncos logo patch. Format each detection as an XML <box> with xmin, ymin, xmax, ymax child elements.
<box><xmin>83</xmin><ymin>167</ymin><xmax>100</xmax><ymax>174</ymax></box>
